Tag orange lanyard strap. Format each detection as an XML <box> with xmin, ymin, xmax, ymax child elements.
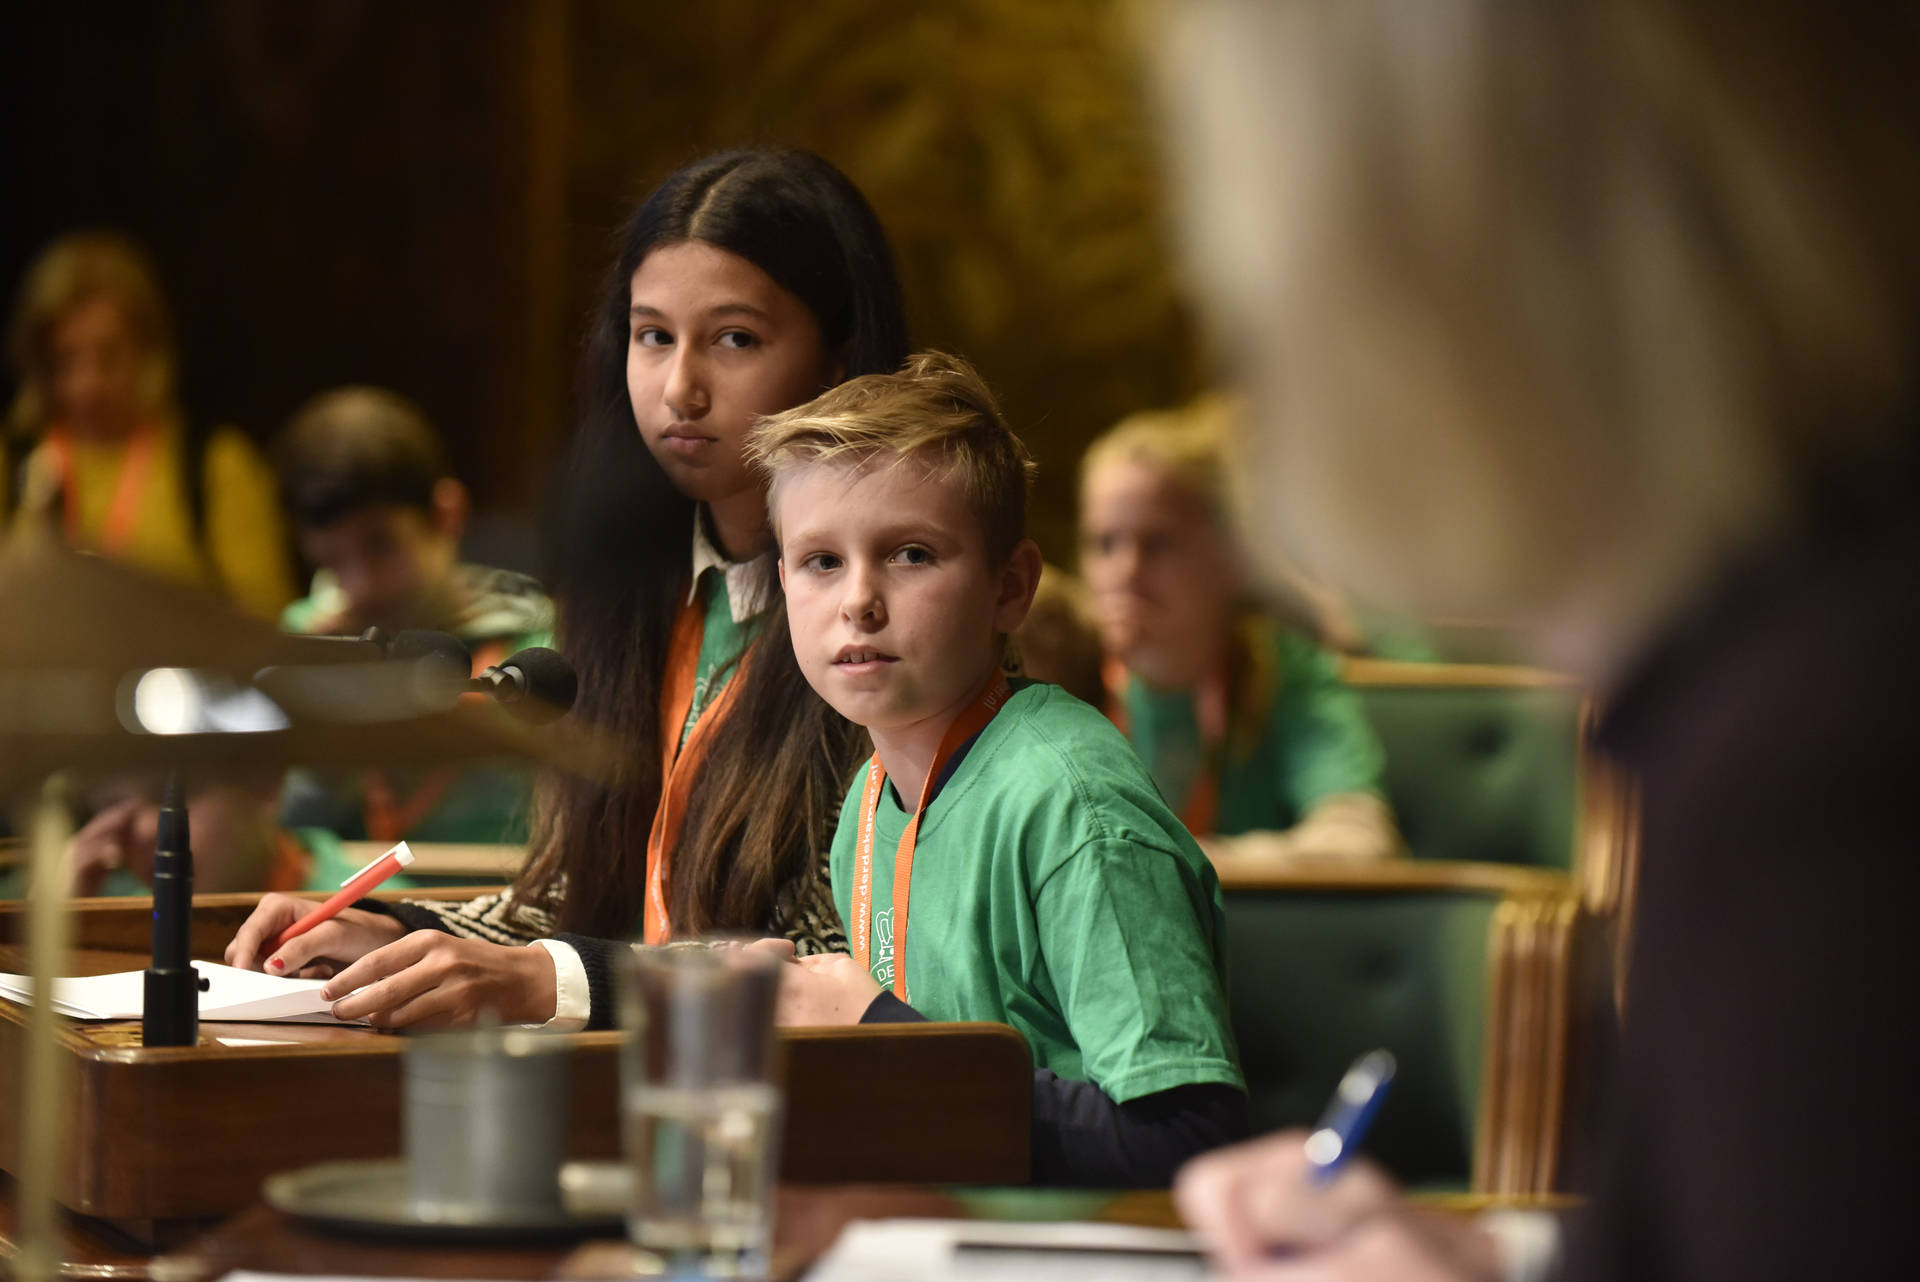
<box><xmin>643</xmin><ymin>592</ymin><xmax>748</xmax><ymax>944</ymax></box>
<box><xmin>360</xmin><ymin>639</ymin><xmax>512</xmax><ymax>842</ymax></box>
<box><xmin>264</xmin><ymin>829</ymin><xmax>316</xmax><ymax>894</ymax></box>
<box><xmin>42</xmin><ymin>422</ymin><xmax>160</xmax><ymax>555</ymax></box>
<box><xmin>362</xmin><ymin>767</ymin><xmax>458</xmax><ymax>843</ymax></box>
<box><xmin>1100</xmin><ymin>655</ymin><xmax>1224</xmax><ymax>836</ymax></box>
<box><xmin>852</xmin><ymin>673</ymin><xmax>1013</xmax><ymax>1000</ymax></box>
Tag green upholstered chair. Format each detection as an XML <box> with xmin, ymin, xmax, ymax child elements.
<box><xmin>1217</xmin><ymin>862</ymin><xmax>1578</xmax><ymax>1193</ymax></box>
<box><xmin>1343</xmin><ymin>661</ymin><xmax>1587</xmax><ymax>875</ymax></box>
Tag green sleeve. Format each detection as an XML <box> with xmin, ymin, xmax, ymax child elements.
<box><xmin>1033</xmin><ymin>838</ymin><xmax>1244</xmax><ymax>1102</ymax></box>
<box><xmin>292</xmin><ymin>827</ymin><xmax>433</xmax><ymax>894</ymax></box>
<box><xmin>1270</xmin><ymin>633</ymin><xmax>1387</xmax><ymax>813</ymax></box>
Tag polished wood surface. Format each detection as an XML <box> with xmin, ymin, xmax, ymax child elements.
<box><xmin>0</xmin><ymin>901</ymin><xmax>1032</xmax><ymax>1225</ymax></box>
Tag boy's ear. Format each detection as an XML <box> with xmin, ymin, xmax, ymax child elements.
<box><xmin>777</xmin><ymin>555</ymin><xmax>787</xmax><ymax>593</ymax></box>
<box><xmin>993</xmin><ymin>538</ymin><xmax>1044</xmax><ymax>634</ymax></box>
<box><xmin>429</xmin><ymin>478</ymin><xmax>470</xmax><ymax>542</ymax></box>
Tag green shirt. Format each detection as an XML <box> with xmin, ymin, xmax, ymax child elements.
<box><xmin>831</xmin><ymin>680</ymin><xmax>1245</xmax><ymax>1104</ymax></box>
<box><xmin>680</xmin><ymin>568</ymin><xmax>754</xmax><ymax>748</ymax></box>
<box><xmin>277</xmin><ymin>563</ymin><xmax>556</xmax><ymax>846</ymax></box>
<box><xmin>1122</xmin><ymin>625</ymin><xmax>1385</xmax><ymax>836</ymax></box>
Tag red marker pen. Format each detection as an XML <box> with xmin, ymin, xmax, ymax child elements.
<box><xmin>267</xmin><ymin>841</ymin><xmax>416</xmax><ymax>956</ymax></box>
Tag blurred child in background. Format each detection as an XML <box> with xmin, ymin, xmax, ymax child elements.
<box><xmin>6</xmin><ymin>231</ymin><xmax>293</xmax><ymax>619</ymax></box>
<box><xmin>1079</xmin><ymin>396</ymin><xmax>1399</xmax><ymax>860</ymax></box>
<box><xmin>1010</xmin><ymin>562</ymin><xmax>1107</xmax><ymax>706</ymax></box>
<box><xmin>273</xmin><ymin>386</ymin><xmax>553</xmax><ymax>863</ymax></box>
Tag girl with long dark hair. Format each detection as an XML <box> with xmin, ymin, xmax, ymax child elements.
<box><xmin>228</xmin><ymin>147</ymin><xmax>910</xmax><ymax>1029</ymax></box>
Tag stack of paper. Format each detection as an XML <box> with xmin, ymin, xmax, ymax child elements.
<box><xmin>0</xmin><ymin>961</ymin><xmax>369</xmax><ymax>1025</ymax></box>
<box><xmin>803</xmin><ymin>1219</ymin><xmax>1210</xmax><ymax>1281</ymax></box>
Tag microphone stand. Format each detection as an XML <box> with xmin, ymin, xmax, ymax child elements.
<box><xmin>143</xmin><ymin>771</ymin><xmax>203</xmax><ymax>1046</ymax></box>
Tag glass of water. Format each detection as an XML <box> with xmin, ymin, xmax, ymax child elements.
<box><xmin>620</xmin><ymin>945</ymin><xmax>784</xmax><ymax>1279</ymax></box>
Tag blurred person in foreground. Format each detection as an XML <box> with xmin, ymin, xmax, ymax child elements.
<box><xmin>5</xmin><ymin>231</ymin><xmax>293</xmax><ymax>618</ymax></box>
<box><xmin>1080</xmin><ymin>397</ymin><xmax>1400</xmax><ymax>861</ymax></box>
<box><xmin>1151</xmin><ymin>1</ymin><xmax>1919</xmax><ymax>1279</ymax></box>
<box><xmin>273</xmin><ymin>386</ymin><xmax>553</xmax><ymax>860</ymax></box>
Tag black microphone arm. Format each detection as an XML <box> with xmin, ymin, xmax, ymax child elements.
<box><xmin>252</xmin><ymin>629</ymin><xmax>473</xmax><ymax>720</ymax></box>
<box><xmin>468</xmin><ymin>646</ymin><xmax>578</xmax><ymax>724</ymax></box>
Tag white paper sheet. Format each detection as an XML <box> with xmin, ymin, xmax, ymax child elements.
<box><xmin>0</xmin><ymin>960</ymin><xmax>369</xmax><ymax>1025</ymax></box>
<box><xmin>803</xmin><ymin>1218</ymin><xmax>1213</xmax><ymax>1282</ymax></box>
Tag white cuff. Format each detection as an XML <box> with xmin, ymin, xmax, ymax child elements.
<box><xmin>1478</xmin><ymin>1209</ymin><xmax>1561</xmax><ymax>1282</ymax></box>
<box><xmin>531</xmin><ymin>938</ymin><xmax>591</xmax><ymax>1031</ymax></box>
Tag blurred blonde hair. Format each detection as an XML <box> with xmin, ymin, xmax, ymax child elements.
<box><xmin>748</xmin><ymin>350</ymin><xmax>1038</xmax><ymax>561</ymax></box>
<box><xmin>6</xmin><ymin>231</ymin><xmax>179</xmax><ymax>440</ymax></box>
<box><xmin>1012</xmin><ymin>563</ymin><xmax>1106</xmax><ymax>705</ymax></box>
<box><xmin>1152</xmin><ymin>1</ymin><xmax>1920</xmax><ymax>664</ymax></box>
<box><xmin>1080</xmin><ymin>392</ymin><xmax>1243</xmax><ymax>526</ymax></box>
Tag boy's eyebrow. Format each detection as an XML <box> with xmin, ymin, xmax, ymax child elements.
<box><xmin>780</xmin><ymin>514</ymin><xmax>956</xmax><ymax>549</ymax></box>
<box><xmin>629</xmin><ymin>301</ymin><xmax>774</xmax><ymax>323</ymax></box>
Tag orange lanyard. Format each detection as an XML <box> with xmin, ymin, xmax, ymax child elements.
<box><xmin>42</xmin><ymin>422</ymin><xmax>160</xmax><ymax>555</ymax></box>
<box><xmin>852</xmin><ymin>673</ymin><xmax>1013</xmax><ymax>1000</ymax></box>
<box><xmin>1101</xmin><ymin>656</ymin><xmax>1222</xmax><ymax>836</ymax></box>
<box><xmin>643</xmin><ymin>591</ymin><xmax>749</xmax><ymax>943</ymax></box>
<box><xmin>361</xmin><ymin>639</ymin><xmax>510</xmax><ymax>842</ymax></box>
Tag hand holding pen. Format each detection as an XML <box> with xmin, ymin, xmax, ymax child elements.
<box><xmin>224</xmin><ymin>843</ymin><xmax>414</xmax><ymax>977</ymax></box>
<box><xmin>1172</xmin><ymin>1050</ymin><xmax>1503</xmax><ymax>1280</ymax></box>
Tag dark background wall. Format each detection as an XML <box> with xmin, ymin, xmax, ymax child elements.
<box><xmin>1</xmin><ymin>0</ymin><xmax>1202</xmax><ymax>566</ymax></box>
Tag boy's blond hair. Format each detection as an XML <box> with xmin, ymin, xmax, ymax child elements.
<box><xmin>748</xmin><ymin>350</ymin><xmax>1037</xmax><ymax>561</ymax></box>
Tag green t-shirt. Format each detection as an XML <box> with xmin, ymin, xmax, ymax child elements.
<box><xmin>831</xmin><ymin>680</ymin><xmax>1245</xmax><ymax>1104</ymax></box>
<box><xmin>1122</xmin><ymin>625</ymin><xmax>1385</xmax><ymax>837</ymax></box>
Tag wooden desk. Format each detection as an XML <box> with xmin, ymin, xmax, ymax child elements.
<box><xmin>0</xmin><ymin>897</ymin><xmax>1032</xmax><ymax>1230</ymax></box>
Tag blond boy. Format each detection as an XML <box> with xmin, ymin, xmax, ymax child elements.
<box><xmin>747</xmin><ymin>352</ymin><xmax>1246</xmax><ymax>1187</ymax></box>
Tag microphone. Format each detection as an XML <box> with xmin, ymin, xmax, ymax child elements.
<box><xmin>469</xmin><ymin>646</ymin><xmax>578</xmax><ymax>723</ymax></box>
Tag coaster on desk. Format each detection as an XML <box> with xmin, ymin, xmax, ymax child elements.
<box><xmin>264</xmin><ymin>1157</ymin><xmax>622</xmax><ymax>1243</ymax></box>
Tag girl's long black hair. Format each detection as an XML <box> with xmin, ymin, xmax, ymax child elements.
<box><xmin>514</xmin><ymin>147</ymin><xmax>909</xmax><ymax>937</ymax></box>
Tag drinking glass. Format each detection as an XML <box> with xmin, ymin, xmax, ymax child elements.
<box><xmin>621</xmin><ymin>945</ymin><xmax>783</xmax><ymax>1278</ymax></box>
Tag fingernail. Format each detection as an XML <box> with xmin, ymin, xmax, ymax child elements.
<box><xmin>268</xmin><ymin>957</ymin><xmax>284</xmax><ymax>972</ymax></box>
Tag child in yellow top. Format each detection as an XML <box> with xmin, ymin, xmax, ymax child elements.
<box><xmin>6</xmin><ymin>231</ymin><xmax>292</xmax><ymax>618</ymax></box>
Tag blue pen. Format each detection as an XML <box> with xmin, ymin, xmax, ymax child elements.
<box><xmin>1303</xmin><ymin>1050</ymin><xmax>1397</xmax><ymax>1184</ymax></box>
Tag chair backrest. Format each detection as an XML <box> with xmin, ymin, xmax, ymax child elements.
<box><xmin>1218</xmin><ymin>862</ymin><xmax>1574</xmax><ymax>1191</ymax></box>
<box><xmin>1345</xmin><ymin>661</ymin><xmax>1585</xmax><ymax>873</ymax></box>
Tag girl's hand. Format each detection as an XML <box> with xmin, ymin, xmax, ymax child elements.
<box><xmin>321</xmin><ymin>934</ymin><xmax>558</xmax><ymax>1030</ymax></box>
<box><xmin>224</xmin><ymin>892</ymin><xmax>407</xmax><ymax>978</ymax></box>
<box><xmin>770</xmin><ymin>951</ymin><xmax>882</xmax><ymax>1026</ymax></box>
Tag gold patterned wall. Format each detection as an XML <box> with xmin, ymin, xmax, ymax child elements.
<box><xmin>565</xmin><ymin>0</ymin><xmax>1204</xmax><ymax>561</ymax></box>
<box><xmin>2</xmin><ymin>1</ymin><xmax>1200</xmax><ymax>560</ymax></box>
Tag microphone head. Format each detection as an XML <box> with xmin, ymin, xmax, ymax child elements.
<box><xmin>494</xmin><ymin>646</ymin><xmax>578</xmax><ymax>723</ymax></box>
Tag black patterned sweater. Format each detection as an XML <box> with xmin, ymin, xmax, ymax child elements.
<box><xmin>355</xmin><ymin>837</ymin><xmax>845</xmax><ymax>1030</ymax></box>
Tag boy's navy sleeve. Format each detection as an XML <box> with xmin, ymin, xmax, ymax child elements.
<box><xmin>859</xmin><ymin>993</ymin><xmax>1248</xmax><ymax>1186</ymax></box>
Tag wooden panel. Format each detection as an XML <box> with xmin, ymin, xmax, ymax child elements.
<box><xmin>0</xmin><ymin>908</ymin><xmax>1029</xmax><ymax>1221</ymax></box>
<box><xmin>1213</xmin><ymin>858</ymin><xmax>1572</xmax><ymax>900</ymax></box>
